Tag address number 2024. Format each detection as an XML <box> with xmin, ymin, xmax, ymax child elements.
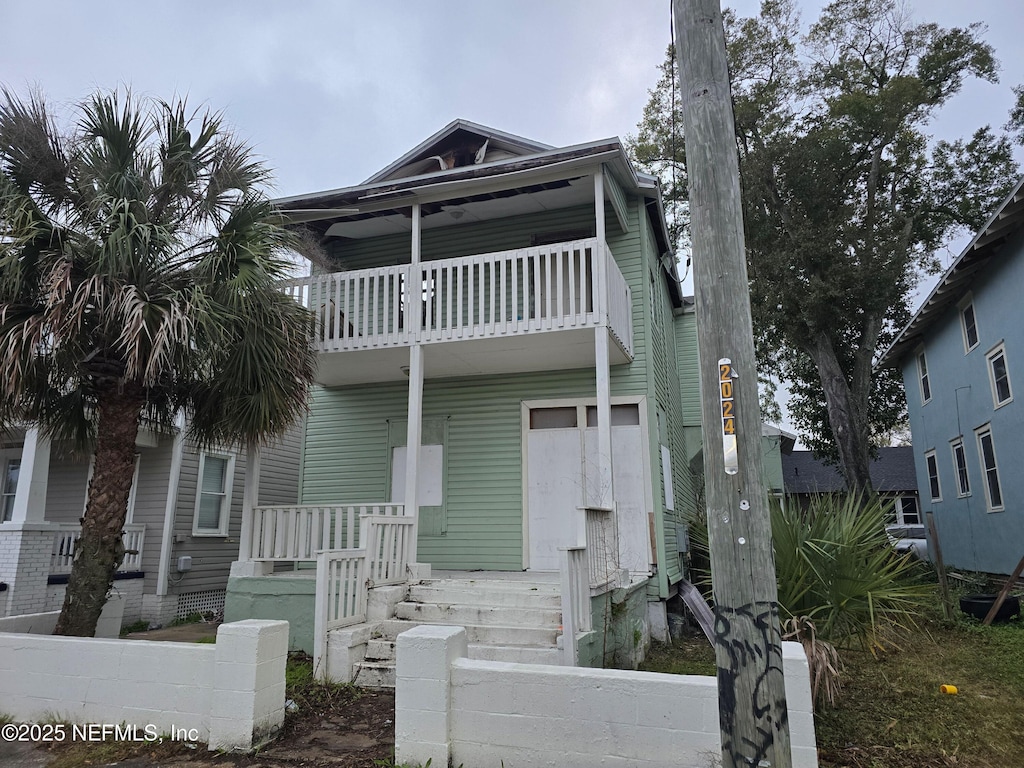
<box><xmin>720</xmin><ymin>362</ymin><xmax>735</xmax><ymax>435</ymax></box>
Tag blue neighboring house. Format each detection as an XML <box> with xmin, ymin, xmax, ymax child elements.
<box><xmin>879</xmin><ymin>177</ymin><xmax>1024</xmax><ymax>575</ymax></box>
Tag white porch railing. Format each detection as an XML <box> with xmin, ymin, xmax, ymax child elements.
<box><xmin>361</xmin><ymin>514</ymin><xmax>415</xmax><ymax>587</ymax></box>
<box><xmin>313</xmin><ymin>548</ymin><xmax>368</xmax><ymax>678</ymax></box>
<box><xmin>559</xmin><ymin>546</ymin><xmax>591</xmax><ymax>666</ymax></box>
<box><xmin>281</xmin><ymin>238</ymin><xmax>633</xmax><ymax>358</ymax></box>
<box><xmin>584</xmin><ymin>505</ymin><xmax>618</xmax><ymax>591</ymax></box>
<box><xmin>273</xmin><ymin>508</ymin><xmax>412</xmax><ymax>680</ymax></box>
<box><xmin>559</xmin><ymin>505</ymin><xmax>620</xmax><ymax>665</ymax></box>
<box><xmin>241</xmin><ymin>504</ymin><xmax>405</xmax><ymax>563</ymax></box>
<box><xmin>50</xmin><ymin>523</ymin><xmax>145</xmax><ymax>575</ymax></box>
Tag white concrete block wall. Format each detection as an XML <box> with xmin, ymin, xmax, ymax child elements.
<box><xmin>396</xmin><ymin>626</ymin><xmax>819</xmax><ymax>768</ymax></box>
<box><xmin>0</xmin><ymin>618</ymin><xmax>288</xmax><ymax>753</ymax></box>
<box><xmin>394</xmin><ymin>624</ymin><xmax>467</xmax><ymax>768</ymax></box>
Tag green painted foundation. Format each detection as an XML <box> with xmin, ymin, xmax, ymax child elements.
<box><xmin>582</xmin><ymin>577</ymin><xmax>653</xmax><ymax>669</ymax></box>
<box><xmin>224</xmin><ymin>575</ymin><xmax>317</xmax><ymax>653</ymax></box>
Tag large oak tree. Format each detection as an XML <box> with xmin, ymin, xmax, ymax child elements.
<box><xmin>631</xmin><ymin>0</ymin><xmax>1020</xmax><ymax>493</ymax></box>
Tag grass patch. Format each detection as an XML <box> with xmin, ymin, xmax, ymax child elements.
<box><xmin>119</xmin><ymin>619</ymin><xmax>149</xmax><ymax>636</ymax></box>
<box><xmin>639</xmin><ymin>630</ymin><xmax>716</xmax><ymax>676</ymax></box>
<box><xmin>816</xmin><ymin>617</ymin><xmax>1024</xmax><ymax>767</ymax></box>
<box><xmin>282</xmin><ymin>651</ymin><xmax>361</xmax><ymax>724</ymax></box>
<box><xmin>643</xmin><ymin>612</ymin><xmax>1024</xmax><ymax>767</ymax></box>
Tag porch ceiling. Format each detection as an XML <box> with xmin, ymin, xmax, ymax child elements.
<box><xmin>314</xmin><ymin>328</ymin><xmax>629</xmax><ymax>387</ymax></box>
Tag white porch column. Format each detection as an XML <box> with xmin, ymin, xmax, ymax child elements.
<box><xmin>0</xmin><ymin>427</ymin><xmax>55</xmax><ymax>616</ymax></box>
<box><xmin>239</xmin><ymin>442</ymin><xmax>261</xmax><ymax>561</ymax></box>
<box><xmin>404</xmin><ymin>344</ymin><xmax>424</xmax><ymax>566</ymax></box>
<box><xmin>594</xmin><ymin>329</ymin><xmax>615</xmax><ymax>509</ymax></box>
<box><xmin>9</xmin><ymin>426</ymin><xmax>50</xmax><ymax>524</ymax></box>
<box><xmin>594</xmin><ymin>170</ymin><xmax>609</xmax><ymax>317</ymax></box>
<box><xmin>593</xmin><ymin>170</ymin><xmax>615</xmax><ymax>509</ymax></box>
<box><xmin>404</xmin><ymin>202</ymin><xmax>425</xmax><ymax>568</ymax></box>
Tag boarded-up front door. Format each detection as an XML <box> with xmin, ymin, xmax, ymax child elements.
<box><xmin>526</xmin><ymin>404</ymin><xmax>650</xmax><ymax>572</ymax></box>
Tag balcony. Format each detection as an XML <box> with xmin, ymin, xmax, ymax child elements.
<box><xmin>282</xmin><ymin>238</ymin><xmax>633</xmax><ymax>385</ymax></box>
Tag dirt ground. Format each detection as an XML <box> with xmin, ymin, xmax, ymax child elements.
<box><xmin>40</xmin><ymin>686</ymin><xmax>398</xmax><ymax>768</ymax></box>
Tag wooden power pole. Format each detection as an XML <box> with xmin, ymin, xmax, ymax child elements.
<box><xmin>672</xmin><ymin>2</ymin><xmax>793</xmax><ymax>766</ymax></box>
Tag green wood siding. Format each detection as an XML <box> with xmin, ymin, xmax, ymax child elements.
<box><xmin>329</xmin><ymin>205</ymin><xmax>598</xmax><ymax>270</ymax></box>
<box><xmin>302</xmin><ymin>174</ymin><xmax>702</xmax><ymax>580</ymax></box>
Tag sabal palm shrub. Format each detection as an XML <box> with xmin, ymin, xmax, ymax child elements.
<box><xmin>685</xmin><ymin>492</ymin><xmax>930</xmax><ymax>650</ymax></box>
<box><xmin>0</xmin><ymin>89</ymin><xmax>316</xmax><ymax>636</ymax></box>
<box><xmin>772</xmin><ymin>493</ymin><xmax>930</xmax><ymax>652</ymax></box>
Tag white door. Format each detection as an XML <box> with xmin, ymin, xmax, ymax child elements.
<box><xmin>527</xmin><ymin>427</ymin><xmax>582</xmax><ymax>570</ymax></box>
<box><xmin>526</xmin><ymin>404</ymin><xmax>651</xmax><ymax>572</ymax></box>
<box><xmin>584</xmin><ymin>424</ymin><xmax>650</xmax><ymax>573</ymax></box>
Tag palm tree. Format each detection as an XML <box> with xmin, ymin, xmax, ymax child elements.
<box><xmin>0</xmin><ymin>88</ymin><xmax>316</xmax><ymax>637</ymax></box>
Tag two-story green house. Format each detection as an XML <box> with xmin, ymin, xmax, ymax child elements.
<box><xmin>226</xmin><ymin>120</ymin><xmax>702</xmax><ymax>678</ymax></box>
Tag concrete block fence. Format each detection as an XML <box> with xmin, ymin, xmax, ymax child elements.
<box><xmin>0</xmin><ymin>619</ymin><xmax>288</xmax><ymax>752</ymax></box>
<box><xmin>396</xmin><ymin>625</ymin><xmax>819</xmax><ymax>768</ymax></box>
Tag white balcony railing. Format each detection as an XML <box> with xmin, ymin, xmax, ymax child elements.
<box><xmin>50</xmin><ymin>523</ymin><xmax>145</xmax><ymax>575</ymax></box>
<box><xmin>241</xmin><ymin>504</ymin><xmax>405</xmax><ymax>563</ymax></box>
<box><xmin>281</xmin><ymin>238</ymin><xmax>633</xmax><ymax>358</ymax></box>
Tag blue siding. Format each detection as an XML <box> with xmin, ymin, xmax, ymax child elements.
<box><xmin>901</xmin><ymin>226</ymin><xmax>1024</xmax><ymax>574</ymax></box>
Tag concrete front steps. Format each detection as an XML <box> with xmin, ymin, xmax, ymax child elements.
<box><xmin>351</xmin><ymin>577</ymin><xmax>564</xmax><ymax>688</ymax></box>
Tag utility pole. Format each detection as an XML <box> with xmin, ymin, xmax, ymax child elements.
<box><xmin>672</xmin><ymin>2</ymin><xmax>792</xmax><ymax>767</ymax></box>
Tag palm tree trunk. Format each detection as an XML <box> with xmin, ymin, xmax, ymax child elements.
<box><xmin>53</xmin><ymin>384</ymin><xmax>144</xmax><ymax>637</ymax></box>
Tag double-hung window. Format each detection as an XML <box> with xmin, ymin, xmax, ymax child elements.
<box><xmin>975</xmin><ymin>426</ymin><xmax>1004</xmax><ymax>512</ymax></box>
<box><xmin>950</xmin><ymin>438</ymin><xmax>971</xmax><ymax>497</ymax></box>
<box><xmin>2</xmin><ymin>458</ymin><xmax>20</xmax><ymax>522</ymax></box>
<box><xmin>960</xmin><ymin>299</ymin><xmax>979</xmax><ymax>353</ymax></box>
<box><xmin>924</xmin><ymin>450</ymin><xmax>941</xmax><ymax>502</ymax></box>
<box><xmin>987</xmin><ymin>343</ymin><xmax>1012</xmax><ymax>408</ymax></box>
<box><xmin>917</xmin><ymin>350</ymin><xmax>932</xmax><ymax>404</ymax></box>
<box><xmin>193</xmin><ymin>452</ymin><xmax>235</xmax><ymax>536</ymax></box>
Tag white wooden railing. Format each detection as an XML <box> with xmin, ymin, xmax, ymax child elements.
<box><xmin>273</xmin><ymin>508</ymin><xmax>413</xmax><ymax>680</ymax></box>
<box><xmin>559</xmin><ymin>505</ymin><xmax>620</xmax><ymax>665</ymax></box>
<box><xmin>241</xmin><ymin>504</ymin><xmax>405</xmax><ymax>563</ymax></box>
<box><xmin>361</xmin><ymin>514</ymin><xmax>415</xmax><ymax>587</ymax></box>
<box><xmin>559</xmin><ymin>546</ymin><xmax>591</xmax><ymax>666</ymax></box>
<box><xmin>281</xmin><ymin>238</ymin><xmax>633</xmax><ymax>357</ymax></box>
<box><xmin>50</xmin><ymin>523</ymin><xmax>145</xmax><ymax>575</ymax></box>
<box><xmin>313</xmin><ymin>548</ymin><xmax>368</xmax><ymax>678</ymax></box>
<box><xmin>584</xmin><ymin>506</ymin><xmax>619</xmax><ymax>590</ymax></box>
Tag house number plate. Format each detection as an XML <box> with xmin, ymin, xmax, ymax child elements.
<box><xmin>719</xmin><ymin>358</ymin><xmax>738</xmax><ymax>475</ymax></box>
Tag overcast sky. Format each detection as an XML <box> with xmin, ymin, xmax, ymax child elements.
<box><xmin>3</xmin><ymin>0</ymin><xmax>1020</xmax><ymax>205</ymax></box>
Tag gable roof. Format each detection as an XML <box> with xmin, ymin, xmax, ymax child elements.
<box><xmin>781</xmin><ymin>446</ymin><xmax>918</xmax><ymax>494</ymax></box>
<box><xmin>363</xmin><ymin>119</ymin><xmax>554</xmax><ymax>184</ymax></box>
<box><xmin>878</xmin><ymin>176</ymin><xmax>1024</xmax><ymax>368</ymax></box>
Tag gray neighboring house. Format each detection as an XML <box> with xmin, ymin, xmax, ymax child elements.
<box><xmin>0</xmin><ymin>417</ymin><xmax>303</xmax><ymax>625</ymax></box>
<box><xmin>780</xmin><ymin>446</ymin><xmax>920</xmax><ymax>523</ymax></box>
<box><xmin>879</xmin><ymin>177</ymin><xmax>1024</xmax><ymax>575</ymax></box>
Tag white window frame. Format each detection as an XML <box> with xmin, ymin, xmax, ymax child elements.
<box><xmin>959</xmin><ymin>296</ymin><xmax>979</xmax><ymax>354</ymax></box>
<box><xmin>192</xmin><ymin>451</ymin><xmax>236</xmax><ymax>536</ymax></box>
<box><xmin>986</xmin><ymin>342</ymin><xmax>1013</xmax><ymax>409</ymax></box>
<box><xmin>924</xmin><ymin>450</ymin><xmax>941</xmax><ymax>502</ymax></box>
<box><xmin>892</xmin><ymin>495</ymin><xmax>921</xmax><ymax>525</ymax></box>
<box><xmin>916</xmin><ymin>349</ymin><xmax>932</xmax><ymax>404</ymax></box>
<box><xmin>974</xmin><ymin>426</ymin><xmax>1004</xmax><ymax>512</ymax></box>
<box><xmin>2</xmin><ymin>457</ymin><xmax>20</xmax><ymax>522</ymax></box>
<box><xmin>950</xmin><ymin>438</ymin><xmax>971</xmax><ymax>498</ymax></box>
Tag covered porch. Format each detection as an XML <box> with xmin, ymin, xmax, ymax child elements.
<box><xmin>0</xmin><ymin>426</ymin><xmax>149</xmax><ymax>618</ymax></box>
